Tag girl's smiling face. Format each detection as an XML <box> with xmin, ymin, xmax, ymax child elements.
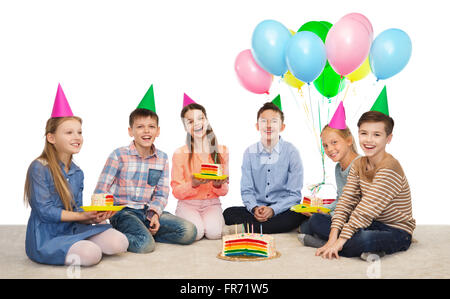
<box><xmin>182</xmin><ymin>109</ymin><xmax>209</xmax><ymax>139</ymax></box>
<box><xmin>47</xmin><ymin>119</ymin><xmax>83</xmax><ymax>156</ymax></box>
<box><xmin>358</xmin><ymin>121</ymin><xmax>392</xmax><ymax>159</ymax></box>
<box><xmin>322</xmin><ymin>129</ymin><xmax>353</xmax><ymax>163</ymax></box>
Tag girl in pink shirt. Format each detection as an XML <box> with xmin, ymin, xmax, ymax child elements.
<box><xmin>171</xmin><ymin>103</ymin><xmax>229</xmax><ymax>240</ymax></box>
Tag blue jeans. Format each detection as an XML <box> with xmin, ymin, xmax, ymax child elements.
<box><xmin>110</xmin><ymin>207</ymin><xmax>197</xmax><ymax>253</ymax></box>
<box><xmin>301</xmin><ymin>213</ymin><xmax>412</xmax><ymax>257</ymax></box>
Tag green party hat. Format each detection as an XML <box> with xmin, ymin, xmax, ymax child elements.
<box><xmin>137</xmin><ymin>84</ymin><xmax>156</xmax><ymax>112</ymax></box>
<box><xmin>370</xmin><ymin>85</ymin><xmax>389</xmax><ymax>116</ymax></box>
<box><xmin>271</xmin><ymin>94</ymin><xmax>282</xmax><ymax>111</ymax></box>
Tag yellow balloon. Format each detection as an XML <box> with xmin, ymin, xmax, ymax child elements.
<box><xmin>283</xmin><ymin>70</ymin><xmax>305</xmax><ymax>90</ymax></box>
<box><xmin>346</xmin><ymin>57</ymin><xmax>371</xmax><ymax>83</ymax></box>
<box><xmin>289</xmin><ymin>29</ymin><xmax>296</xmax><ymax>35</ymax></box>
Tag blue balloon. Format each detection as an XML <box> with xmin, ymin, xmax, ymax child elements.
<box><xmin>251</xmin><ymin>20</ymin><xmax>291</xmax><ymax>76</ymax></box>
<box><xmin>285</xmin><ymin>31</ymin><xmax>326</xmax><ymax>83</ymax></box>
<box><xmin>369</xmin><ymin>28</ymin><xmax>412</xmax><ymax>80</ymax></box>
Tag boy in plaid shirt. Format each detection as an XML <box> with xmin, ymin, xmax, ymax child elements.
<box><xmin>94</xmin><ymin>86</ymin><xmax>197</xmax><ymax>253</ymax></box>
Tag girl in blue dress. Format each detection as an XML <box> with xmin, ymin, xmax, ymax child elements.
<box><xmin>24</xmin><ymin>113</ymin><xmax>128</xmax><ymax>266</ymax></box>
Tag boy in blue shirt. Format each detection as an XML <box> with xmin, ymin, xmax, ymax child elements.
<box><xmin>223</xmin><ymin>99</ymin><xmax>307</xmax><ymax>233</ymax></box>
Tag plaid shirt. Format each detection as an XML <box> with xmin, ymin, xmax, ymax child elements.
<box><xmin>94</xmin><ymin>141</ymin><xmax>169</xmax><ymax>218</ymax></box>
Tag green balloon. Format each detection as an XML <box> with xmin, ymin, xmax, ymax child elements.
<box><xmin>297</xmin><ymin>21</ymin><xmax>329</xmax><ymax>43</ymax></box>
<box><xmin>313</xmin><ymin>65</ymin><xmax>346</xmax><ymax>99</ymax></box>
<box><xmin>320</xmin><ymin>21</ymin><xmax>333</xmax><ymax>30</ymax></box>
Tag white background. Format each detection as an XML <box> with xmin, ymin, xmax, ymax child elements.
<box><xmin>0</xmin><ymin>0</ymin><xmax>448</xmax><ymax>225</ymax></box>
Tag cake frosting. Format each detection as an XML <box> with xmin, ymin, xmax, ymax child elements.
<box><xmin>91</xmin><ymin>193</ymin><xmax>114</xmax><ymax>206</ymax></box>
<box><xmin>222</xmin><ymin>233</ymin><xmax>275</xmax><ymax>258</ymax></box>
<box><xmin>200</xmin><ymin>163</ymin><xmax>223</xmax><ymax>177</ymax></box>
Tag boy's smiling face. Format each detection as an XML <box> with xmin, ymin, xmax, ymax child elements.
<box><xmin>128</xmin><ymin>115</ymin><xmax>160</xmax><ymax>150</ymax></box>
<box><xmin>256</xmin><ymin>109</ymin><xmax>285</xmax><ymax>142</ymax></box>
<box><xmin>358</xmin><ymin>121</ymin><xmax>392</xmax><ymax>159</ymax></box>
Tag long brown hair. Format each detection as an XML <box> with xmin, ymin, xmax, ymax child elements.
<box><xmin>24</xmin><ymin>116</ymin><xmax>82</xmax><ymax>211</ymax></box>
<box><xmin>180</xmin><ymin>103</ymin><xmax>222</xmax><ymax>169</ymax></box>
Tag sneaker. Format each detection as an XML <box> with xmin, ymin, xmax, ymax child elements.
<box><xmin>297</xmin><ymin>233</ymin><xmax>306</xmax><ymax>245</ymax></box>
<box><xmin>360</xmin><ymin>251</ymin><xmax>385</xmax><ymax>261</ymax></box>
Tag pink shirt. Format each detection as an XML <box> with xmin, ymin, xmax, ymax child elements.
<box><xmin>171</xmin><ymin>145</ymin><xmax>229</xmax><ymax>200</ymax></box>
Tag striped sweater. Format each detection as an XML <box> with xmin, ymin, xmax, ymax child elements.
<box><xmin>331</xmin><ymin>153</ymin><xmax>416</xmax><ymax>239</ymax></box>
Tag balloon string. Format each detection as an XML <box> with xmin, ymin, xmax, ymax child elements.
<box><xmin>307</xmin><ymin>84</ymin><xmax>315</xmax><ymax>130</ymax></box>
<box><xmin>336</xmin><ymin>76</ymin><xmax>344</xmax><ymax>103</ymax></box>
<box><xmin>342</xmin><ymin>82</ymin><xmax>351</xmax><ymax>102</ymax></box>
<box><xmin>351</xmin><ymin>78</ymin><xmax>379</xmax><ymax>120</ymax></box>
<box><xmin>327</xmin><ymin>98</ymin><xmax>331</xmax><ymax>125</ymax></box>
<box><xmin>287</xmin><ymin>81</ymin><xmax>326</xmax><ymax>186</ymax></box>
<box><xmin>286</xmin><ymin>82</ymin><xmax>322</xmax><ymax>157</ymax></box>
<box><xmin>285</xmin><ymin>82</ymin><xmax>314</xmax><ymax>137</ymax></box>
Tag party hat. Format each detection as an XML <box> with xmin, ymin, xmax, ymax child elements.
<box><xmin>51</xmin><ymin>83</ymin><xmax>74</xmax><ymax>118</ymax></box>
<box><xmin>137</xmin><ymin>84</ymin><xmax>156</xmax><ymax>112</ymax></box>
<box><xmin>183</xmin><ymin>93</ymin><xmax>197</xmax><ymax>107</ymax></box>
<box><xmin>271</xmin><ymin>94</ymin><xmax>282</xmax><ymax>111</ymax></box>
<box><xmin>328</xmin><ymin>101</ymin><xmax>346</xmax><ymax>130</ymax></box>
<box><xmin>370</xmin><ymin>85</ymin><xmax>389</xmax><ymax>116</ymax></box>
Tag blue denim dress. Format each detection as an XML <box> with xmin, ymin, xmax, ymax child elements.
<box><xmin>25</xmin><ymin>160</ymin><xmax>111</xmax><ymax>265</ymax></box>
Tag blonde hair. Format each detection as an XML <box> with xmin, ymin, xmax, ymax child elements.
<box><xmin>24</xmin><ymin>116</ymin><xmax>82</xmax><ymax>211</ymax></box>
<box><xmin>321</xmin><ymin>124</ymin><xmax>358</xmax><ymax>154</ymax></box>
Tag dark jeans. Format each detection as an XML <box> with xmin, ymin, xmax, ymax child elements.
<box><xmin>223</xmin><ymin>206</ymin><xmax>307</xmax><ymax>234</ymax></box>
<box><xmin>110</xmin><ymin>207</ymin><xmax>197</xmax><ymax>253</ymax></box>
<box><xmin>301</xmin><ymin>213</ymin><xmax>412</xmax><ymax>257</ymax></box>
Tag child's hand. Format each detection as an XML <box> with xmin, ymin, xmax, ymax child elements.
<box><xmin>78</xmin><ymin>211</ymin><xmax>100</xmax><ymax>224</ymax></box>
<box><xmin>212</xmin><ymin>178</ymin><xmax>228</xmax><ymax>188</ymax></box>
<box><xmin>192</xmin><ymin>176</ymin><xmax>209</xmax><ymax>188</ymax></box>
<box><xmin>316</xmin><ymin>238</ymin><xmax>346</xmax><ymax>259</ymax></box>
<box><xmin>94</xmin><ymin>211</ymin><xmax>117</xmax><ymax>224</ymax></box>
<box><xmin>253</xmin><ymin>206</ymin><xmax>274</xmax><ymax>222</ymax></box>
<box><xmin>148</xmin><ymin>214</ymin><xmax>160</xmax><ymax>235</ymax></box>
<box><xmin>301</xmin><ymin>212</ymin><xmax>313</xmax><ymax>217</ymax></box>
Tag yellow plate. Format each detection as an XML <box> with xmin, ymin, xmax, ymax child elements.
<box><xmin>290</xmin><ymin>204</ymin><xmax>330</xmax><ymax>214</ymax></box>
<box><xmin>80</xmin><ymin>206</ymin><xmax>126</xmax><ymax>212</ymax></box>
<box><xmin>193</xmin><ymin>173</ymin><xmax>228</xmax><ymax>180</ymax></box>
<box><xmin>217</xmin><ymin>251</ymin><xmax>281</xmax><ymax>262</ymax></box>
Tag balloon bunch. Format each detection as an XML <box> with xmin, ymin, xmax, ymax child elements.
<box><xmin>234</xmin><ymin>12</ymin><xmax>412</xmax><ymax>186</ymax></box>
<box><xmin>235</xmin><ymin>12</ymin><xmax>412</xmax><ymax>95</ymax></box>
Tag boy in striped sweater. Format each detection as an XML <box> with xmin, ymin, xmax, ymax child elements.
<box><xmin>312</xmin><ymin>110</ymin><xmax>415</xmax><ymax>260</ymax></box>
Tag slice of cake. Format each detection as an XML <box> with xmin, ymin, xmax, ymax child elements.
<box><xmin>91</xmin><ymin>193</ymin><xmax>114</xmax><ymax>206</ymax></box>
<box><xmin>302</xmin><ymin>196</ymin><xmax>335</xmax><ymax>207</ymax></box>
<box><xmin>200</xmin><ymin>163</ymin><xmax>223</xmax><ymax>177</ymax></box>
<box><xmin>222</xmin><ymin>233</ymin><xmax>275</xmax><ymax>258</ymax></box>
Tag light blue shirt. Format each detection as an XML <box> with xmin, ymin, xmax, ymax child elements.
<box><xmin>240</xmin><ymin>137</ymin><xmax>304</xmax><ymax>216</ymax></box>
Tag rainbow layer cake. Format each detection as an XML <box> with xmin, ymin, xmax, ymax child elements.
<box><xmin>222</xmin><ymin>233</ymin><xmax>275</xmax><ymax>258</ymax></box>
<box><xmin>302</xmin><ymin>196</ymin><xmax>335</xmax><ymax>207</ymax></box>
<box><xmin>91</xmin><ymin>193</ymin><xmax>114</xmax><ymax>206</ymax></box>
<box><xmin>200</xmin><ymin>163</ymin><xmax>223</xmax><ymax>177</ymax></box>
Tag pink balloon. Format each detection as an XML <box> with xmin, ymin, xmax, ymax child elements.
<box><xmin>342</xmin><ymin>12</ymin><xmax>373</xmax><ymax>40</ymax></box>
<box><xmin>235</xmin><ymin>49</ymin><xmax>272</xmax><ymax>94</ymax></box>
<box><xmin>325</xmin><ymin>17</ymin><xmax>372</xmax><ymax>76</ymax></box>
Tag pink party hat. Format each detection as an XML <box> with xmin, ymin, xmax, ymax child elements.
<box><xmin>51</xmin><ymin>83</ymin><xmax>74</xmax><ymax>118</ymax></box>
<box><xmin>183</xmin><ymin>93</ymin><xmax>197</xmax><ymax>107</ymax></box>
<box><xmin>328</xmin><ymin>101</ymin><xmax>346</xmax><ymax>130</ymax></box>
